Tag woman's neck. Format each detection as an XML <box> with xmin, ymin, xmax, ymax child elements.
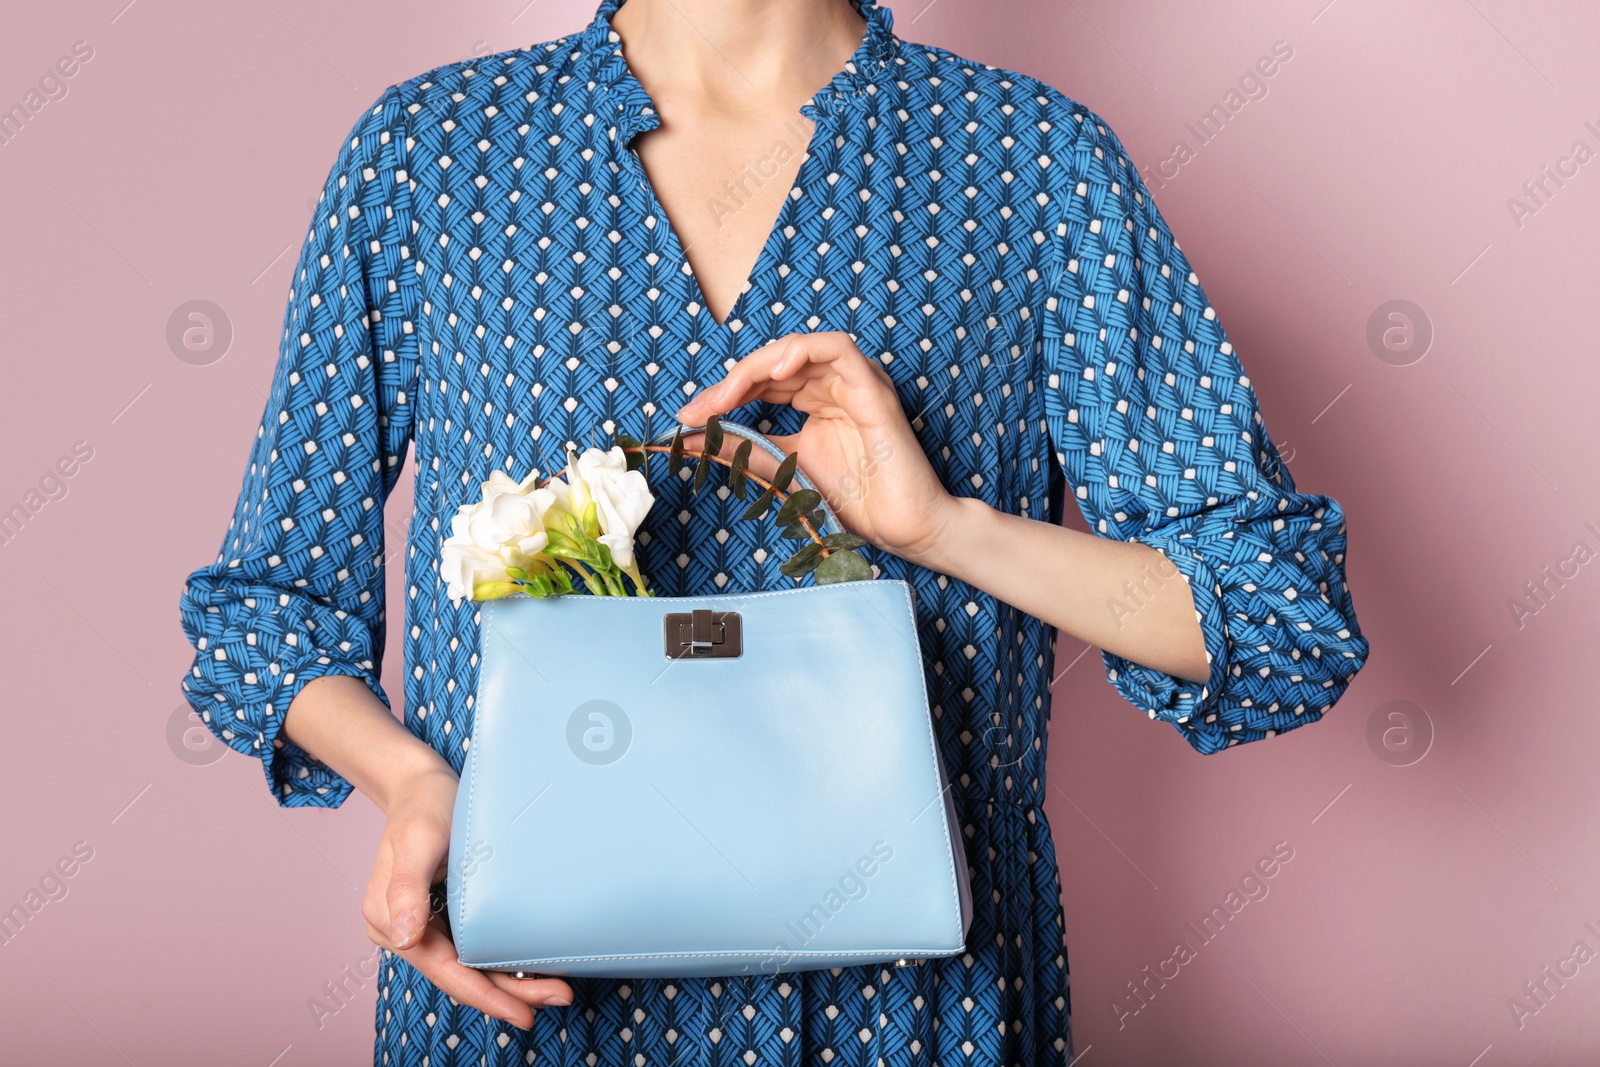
<box><xmin>609</xmin><ymin>0</ymin><xmax>867</xmax><ymax>113</ymax></box>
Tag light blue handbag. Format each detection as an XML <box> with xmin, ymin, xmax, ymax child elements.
<box><xmin>447</xmin><ymin>422</ymin><xmax>972</xmax><ymax>978</ymax></box>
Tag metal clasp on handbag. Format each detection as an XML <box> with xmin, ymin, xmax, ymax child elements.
<box><xmin>663</xmin><ymin>609</ymin><xmax>742</xmax><ymax>659</ymax></box>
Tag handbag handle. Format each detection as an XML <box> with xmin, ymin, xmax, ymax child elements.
<box><xmin>648</xmin><ymin>421</ymin><xmax>843</xmax><ymax>537</ymax></box>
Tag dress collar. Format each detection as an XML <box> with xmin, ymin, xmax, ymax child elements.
<box><xmin>573</xmin><ymin>0</ymin><xmax>901</xmax><ymax>143</ymax></box>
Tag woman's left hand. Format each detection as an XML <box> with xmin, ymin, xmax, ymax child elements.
<box><xmin>674</xmin><ymin>331</ymin><xmax>963</xmax><ymax>568</ymax></box>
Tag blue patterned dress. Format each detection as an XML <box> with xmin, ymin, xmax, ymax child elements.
<box><xmin>177</xmin><ymin>0</ymin><xmax>1369</xmax><ymax>1062</ymax></box>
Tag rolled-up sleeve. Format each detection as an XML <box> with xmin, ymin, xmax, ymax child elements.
<box><xmin>178</xmin><ymin>85</ymin><xmax>421</xmax><ymax>804</ymax></box>
<box><xmin>1036</xmin><ymin>100</ymin><xmax>1369</xmax><ymax>754</ymax></box>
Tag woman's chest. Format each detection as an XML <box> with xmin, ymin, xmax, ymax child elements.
<box><xmin>400</xmin><ymin>107</ymin><xmax>1050</xmax><ymax>482</ymax></box>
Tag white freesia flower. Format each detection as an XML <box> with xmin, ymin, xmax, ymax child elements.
<box><xmin>439</xmin><ymin>446</ymin><xmax>655</xmax><ymax>602</ymax></box>
<box><xmin>569</xmin><ymin>445</ymin><xmax>654</xmax><ymax>569</ymax></box>
<box><xmin>440</xmin><ymin>470</ymin><xmax>569</xmax><ymax>604</ymax></box>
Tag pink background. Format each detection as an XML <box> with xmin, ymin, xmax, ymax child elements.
<box><xmin>1</xmin><ymin>1</ymin><xmax>1596</xmax><ymax>1063</ymax></box>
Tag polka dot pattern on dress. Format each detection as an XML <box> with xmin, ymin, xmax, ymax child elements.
<box><xmin>179</xmin><ymin>0</ymin><xmax>1368</xmax><ymax>1063</ymax></box>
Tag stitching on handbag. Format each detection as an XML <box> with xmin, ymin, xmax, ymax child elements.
<box><xmin>462</xmin><ymin>580</ymin><xmax>967</xmax><ymax>958</ymax></box>
<box><xmin>892</xmin><ymin>580</ymin><xmax>968</xmax><ymax>951</ymax></box>
<box><xmin>456</xmin><ymin>599</ymin><xmax>492</xmax><ymax>960</ymax></box>
<box><xmin>473</xmin><ymin>947</ymin><xmax>952</xmax><ymax>967</ymax></box>
<box><xmin>491</xmin><ymin>580</ymin><xmax>911</xmax><ymax>607</ymax></box>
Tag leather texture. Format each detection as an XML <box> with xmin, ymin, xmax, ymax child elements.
<box><xmin>448</xmin><ymin>426</ymin><xmax>971</xmax><ymax>977</ymax></box>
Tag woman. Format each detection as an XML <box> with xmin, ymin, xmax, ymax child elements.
<box><xmin>177</xmin><ymin>0</ymin><xmax>1369</xmax><ymax>1061</ymax></box>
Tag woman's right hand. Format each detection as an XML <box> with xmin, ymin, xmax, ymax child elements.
<box><xmin>361</xmin><ymin>764</ymin><xmax>574</xmax><ymax>1029</ymax></box>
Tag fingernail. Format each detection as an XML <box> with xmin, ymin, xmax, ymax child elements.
<box><xmin>390</xmin><ymin>910</ymin><xmax>422</xmax><ymax>946</ymax></box>
<box><xmin>542</xmin><ymin>995</ymin><xmax>571</xmax><ymax>1007</ymax></box>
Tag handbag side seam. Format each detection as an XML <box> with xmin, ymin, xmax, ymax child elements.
<box><xmin>894</xmin><ymin>579</ymin><xmax>969</xmax><ymax>954</ymax></box>
<box><xmin>457</xmin><ymin>598</ymin><xmax>492</xmax><ymax>962</ymax></box>
<box><xmin>469</xmin><ymin>947</ymin><xmax>957</xmax><ymax>967</ymax></box>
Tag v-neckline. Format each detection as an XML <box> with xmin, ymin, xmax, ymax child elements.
<box><xmin>590</xmin><ymin>0</ymin><xmax>893</xmax><ymax>333</ymax></box>
<box><xmin>624</xmin><ymin>120</ymin><xmax>822</xmax><ymax>331</ymax></box>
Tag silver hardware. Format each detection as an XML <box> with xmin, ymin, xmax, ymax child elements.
<box><xmin>664</xmin><ymin>609</ymin><xmax>742</xmax><ymax>659</ymax></box>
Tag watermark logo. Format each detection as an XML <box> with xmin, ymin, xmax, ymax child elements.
<box><xmin>456</xmin><ymin>839</ymin><xmax>493</xmax><ymax>879</ymax></box>
<box><xmin>307</xmin><ymin>942</ymin><xmax>385</xmax><ymax>1031</ymax></box>
<box><xmin>1506</xmin><ymin>119</ymin><xmax>1600</xmax><ymax>230</ymax></box>
<box><xmin>0</xmin><ymin>841</ymin><xmax>94</xmax><ymax>948</ymax></box>
<box><xmin>1508</xmin><ymin>520</ymin><xmax>1600</xmax><ymax>631</ymax></box>
<box><xmin>759</xmin><ymin>840</ymin><xmax>895</xmax><ymax>975</ymax></box>
<box><xmin>1366</xmin><ymin>699</ymin><xmax>1433</xmax><ymax>767</ymax></box>
<box><xmin>166</xmin><ymin>299</ymin><xmax>233</xmax><ymax>366</ymax></box>
<box><xmin>1113</xmin><ymin>841</ymin><xmax>1294</xmax><ymax>1029</ymax></box>
<box><xmin>0</xmin><ymin>40</ymin><xmax>95</xmax><ymax>150</ymax></box>
<box><xmin>0</xmin><ymin>440</ymin><xmax>95</xmax><ymax>550</ymax></box>
<box><xmin>566</xmin><ymin>699</ymin><xmax>632</xmax><ymax>765</ymax></box>
<box><xmin>1507</xmin><ymin>917</ymin><xmax>1600</xmax><ymax>1030</ymax></box>
<box><xmin>167</xmin><ymin>704</ymin><xmax>226</xmax><ymax>766</ymax></box>
<box><xmin>1365</xmin><ymin>300</ymin><xmax>1432</xmax><ymax>366</ymax></box>
<box><xmin>1138</xmin><ymin>40</ymin><xmax>1295</xmax><ymax>189</ymax></box>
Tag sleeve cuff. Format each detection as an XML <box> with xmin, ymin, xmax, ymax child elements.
<box><xmin>1100</xmin><ymin>533</ymin><xmax>1237</xmax><ymax>755</ymax></box>
<box><xmin>251</xmin><ymin>657</ymin><xmax>390</xmax><ymax>808</ymax></box>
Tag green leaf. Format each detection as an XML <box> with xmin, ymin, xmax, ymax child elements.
<box><xmin>740</xmin><ymin>486</ymin><xmax>775</xmax><ymax>521</ymax></box>
<box><xmin>821</xmin><ymin>531</ymin><xmax>867</xmax><ymax>550</ymax></box>
<box><xmin>780</xmin><ymin>542</ymin><xmax>824</xmax><ymax>577</ymax></box>
<box><xmin>615</xmin><ymin>434</ymin><xmax>644</xmax><ymax>471</ymax></box>
<box><xmin>779</xmin><ymin>523</ymin><xmax>811</xmax><ymax>539</ymax></box>
<box><xmin>693</xmin><ymin>454</ymin><xmax>711</xmax><ymax>492</ymax></box>
<box><xmin>703</xmin><ymin>415</ymin><xmax>723</xmax><ymax>459</ymax></box>
<box><xmin>668</xmin><ymin>427</ymin><xmax>685</xmax><ymax>476</ymax></box>
<box><xmin>770</xmin><ymin>452</ymin><xmax>799</xmax><ymax>494</ymax></box>
<box><xmin>805</xmin><ymin>508</ymin><xmax>826</xmax><ymax>529</ymax></box>
<box><xmin>815</xmin><ymin>548</ymin><xmax>873</xmax><ymax>584</ymax></box>
<box><xmin>775</xmin><ymin>488</ymin><xmax>821</xmax><ymax>526</ymax></box>
<box><xmin>729</xmin><ymin>440</ymin><xmax>753</xmax><ymax>499</ymax></box>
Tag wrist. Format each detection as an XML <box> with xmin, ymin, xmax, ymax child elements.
<box><xmin>904</xmin><ymin>493</ymin><xmax>994</xmax><ymax>575</ymax></box>
<box><xmin>285</xmin><ymin>674</ymin><xmax>456</xmax><ymax>815</ymax></box>
<box><xmin>372</xmin><ymin>747</ymin><xmax>457</xmax><ymax>815</ymax></box>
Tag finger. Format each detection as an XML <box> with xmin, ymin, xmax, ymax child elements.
<box><xmin>695</xmin><ymin>336</ymin><xmax>811</xmax><ymax>415</ymax></box>
<box><xmin>677</xmin><ymin>333</ymin><xmax>877</xmax><ymax>421</ymax></box>
<box><xmin>369</xmin><ymin>920</ymin><xmax>539</xmax><ymax>1029</ymax></box>
<box><xmin>361</xmin><ymin>840</ymin><xmax>396</xmax><ymax>940</ymax></box>
<box><xmin>676</xmin><ymin>429</ymin><xmax>789</xmax><ymax>483</ymax></box>
<box><xmin>488</xmin><ymin>970</ymin><xmax>575</xmax><ymax>1008</ymax></box>
<box><xmin>676</xmin><ymin>378</ymin><xmax>807</xmax><ymax>428</ymax></box>
<box><xmin>760</xmin><ymin>432</ymin><xmax>798</xmax><ymax>453</ymax></box>
<box><xmin>385</xmin><ymin>822</ymin><xmax>446</xmax><ymax>950</ymax></box>
<box><xmin>754</xmin><ymin>340</ymin><xmax>892</xmax><ymax>425</ymax></box>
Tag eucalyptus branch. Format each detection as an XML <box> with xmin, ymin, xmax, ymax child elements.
<box><xmin>620</xmin><ymin>420</ymin><xmax>872</xmax><ymax>584</ymax></box>
<box><xmin>521</xmin><ymin>419</ymin><xmax>873</xmax><ymax>587</ymax></box>
<box><xmin>530</xmin><ymin>442</ymin><xmax>828</xmax><ymax>551</ymax></box>
<box><xmin>628</xmin><ymin>442</ymin><xmax>832</xmax><ymax>555</ymax></box>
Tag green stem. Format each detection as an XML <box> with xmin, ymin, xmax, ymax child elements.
<box><xmin>626</xmin><ymin>443</ymin><xmax>832</xmax><ymax>555</ymax></box>
<box><xmin>624</xmin><ymin>562</ymin><xmax>649</xmax><ymax>596</ymax></box>
<box><xmin>556</xmin><ymin>557</ymin><xmax>601</xmax><ymax>594</ymax></box>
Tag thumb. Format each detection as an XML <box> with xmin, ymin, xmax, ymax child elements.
<box><xmin>387</xmin><ymin>826</ymin><xmax>445</xmax><ymax>950</ymax></box>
